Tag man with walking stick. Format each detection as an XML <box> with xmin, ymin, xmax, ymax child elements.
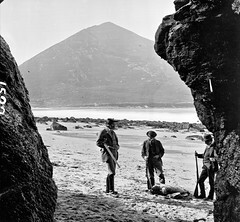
<box><xmin>96</xmin><ymin>118</ymin><xmax>120</xmax><ymax>196</ymax></box>
<box><xmin>194</xmin><ymin>134</ymin><xmax>218</xmax><ymax>200</ymax></box>
<box><xmin>141</xmin><ymin>130</ymin><xmax>165</xmax><ymax>191</ymax></box>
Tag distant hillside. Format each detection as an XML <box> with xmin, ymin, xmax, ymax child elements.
<box><xmin>19</xmin><ymin>22</ymin><xmax>192</xmax><ymax>107</ymax></box>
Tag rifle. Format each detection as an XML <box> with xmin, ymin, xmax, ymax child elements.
<box><xmin>104</xmin><ymin>144</ymin><xmax>121</xmax><ymax>168</ymax></box>
<box><xmin>193</xmin><ymin>152</ymin><xmax>200</xmax><ymax>197</ymax></box>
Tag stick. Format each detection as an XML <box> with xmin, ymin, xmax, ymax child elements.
<box><xmin>193</xmin><ymin>153</ymin><xmax>199</xmax><ymax>197</ymax></box>
<box><xmin>104</xmin><ymin>144</ymin><xmax>120</xmax><ymax>168</ymax></box>
<box><xmin>209</xmin><ymin>79</ymin><xmax>213</xmax><ymax>92</ymax></box>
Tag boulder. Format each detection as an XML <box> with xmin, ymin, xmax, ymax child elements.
<box><xmin>0</xmin><ymin>36</ymin><xmax>57</xmax><ymax>221</ymax></box>
<box><xmin>50</xmin><ymin>121</ymin><xmax>67</xmax><ymax>131</ymax></box>
<box><xmin>69</xmin><ymin>116</ymin><xmax>77</xmax><ymax>123</ymax></box>
<box><xmin>185</xmin><ymin>135</ymin><xmax>204</xmax><ymax>141</ymax></box>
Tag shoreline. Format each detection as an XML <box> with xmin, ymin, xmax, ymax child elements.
<box><xmin>35</xmin><ymin>116</ymin><xmax>205</xmax><ymax>132</ymax></box>
<box><xmin>32</xmin><ymin>106</ymin><xmax>199</xmax><ymax>123</ymax></box>
<box><xmin>31</xmin><ymin>103</ymin><xmax>195</xmax><ymax>109</ymax></box>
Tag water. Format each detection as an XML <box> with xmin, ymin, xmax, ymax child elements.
<box><xmin>32</xmin><ymin>107</ymin><xmax>199</xmax><ymax>123</ymax></box>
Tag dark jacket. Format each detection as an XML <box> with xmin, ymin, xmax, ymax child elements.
<box><xmin>96</xmin><ymin>128</ymin><xmax>119</xmax><ymax>162</ymax></box>
<box><xmin>141</xmin><ymin>138</ymin><xmax>164</xmax><ymax>160</ymax></box>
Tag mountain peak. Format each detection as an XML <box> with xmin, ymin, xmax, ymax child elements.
<box><xmin>91</xmin><ymin>22</ymin><xmax>124</xmax><ymax>29</ymax></box>
<box><xmin>98</xmin><ymin>22</ymin><xmax>117</xmax><ymax>27</ymax></box>
<box><xmin>85</xmin><ymin>22</ymin><xmax>139</xmax><ymax>39</ymax></box>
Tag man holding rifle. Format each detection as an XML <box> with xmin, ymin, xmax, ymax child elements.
<box><xmin>195</xmin><ymin>134</ymin><xmax>218</xmax><ymax>200</ymax></box>
<box><xmin>141</xmin><ymin>130</ymin><xmax>165</xmax><ymax>191</ymax></box>
<box><xmin>96</xmin><ymin>118</ymin><xmax>120</xmax><ymax>195</ymax></box>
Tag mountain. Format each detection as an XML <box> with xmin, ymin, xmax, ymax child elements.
<box><xmin>19</xmin><ymin>22</ymin><xmax>192</xmax><ymax>107</ymax></box>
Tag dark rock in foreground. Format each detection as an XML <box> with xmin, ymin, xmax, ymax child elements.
<box><xmin>0</xmin><ymin>36</ymin><xmax>57</xmax><ymax>221</ymax></box>
<box><xmin>155</xmin><ymin>0</ymin><xmax>240</xmax><ymax>221</ymax></box>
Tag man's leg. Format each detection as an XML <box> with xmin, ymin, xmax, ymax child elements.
<box><xmin>207</xmin><ymin>169</ymin><xmax>215</xmax><ymax>200</ymax></box>
<box><xmin>154</xmin><ymin>159</ymin><xmax>165</xmax><ymax>184</ymax></box>
<box><xmin>198</xmin><ymin>167</ymin><xmax>208</xmax><ymax>198</ymax></box>
<box><xmin>107</xmin><ymin>158</ymin><xmax>116</xmax><ymax>193</ymax></box>
<box><xmin>106</xmin><ymin>175</ymin><xmax>110</xmax><ymax>193</ymax></box>
<box><xmin>146</xmin><ymin>161</ymin><xmax>155</xmax><ymax>189</ymax></box>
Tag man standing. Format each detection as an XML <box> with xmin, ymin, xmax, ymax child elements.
<box><xmin>195</xmin><ymin>134</ymin><xmax>218</xmax><ymax>200</ymax></box>
<box><xmin>141</xmin><ymin>130</ymin><xmax>165</xmax><ymax>191</ymax></box>
<box><xmin>96</xmin><ymin>118</ymin><xmax>120</xmax><ymax>195</ymax></box>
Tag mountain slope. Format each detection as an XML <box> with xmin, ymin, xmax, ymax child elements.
<box><xmin>19</xmin><ymin>22</ymin><xmax>192</xmax><ymax>107</ymax></box>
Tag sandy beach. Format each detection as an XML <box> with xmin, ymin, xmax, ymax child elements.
<box><xmin>37</xmin><ymin>121</ymin><xmax>214</xmax><ymax>222</ymax></box>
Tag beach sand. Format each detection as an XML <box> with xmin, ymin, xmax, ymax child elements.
<box><xmin>37</xmin><ymin>121</ymin><xmax>214</xmax><ymax>222</ymax></box>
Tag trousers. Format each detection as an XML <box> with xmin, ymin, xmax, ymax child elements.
<box><xmin>106</xmin><ymin>154</ymin><xmax>117</xmax><ymax>192</ymax></box>
<box><xmin>198</xmin><ymin>165</ymin><xmax>215</xmax><ymax>199</ymax></box>
<box><xmin>146</xmin><ymin>158</ymin><xmax>165</xmax><ymax>189</ymax></box>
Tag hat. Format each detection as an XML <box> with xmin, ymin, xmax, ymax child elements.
<box><xmin>146</xmin><ymin>130</ymin><xmax>157</xmax><ymax>138</ymax></box>
<box><xmin>106</xmin><ymin>118</ymin><xmax>118</xmax><ymax>125</ymax></box>
<box><xmin>204</xmin><ymin>134</ymin><xmax>212</xmax><ymax>141</ymax></box>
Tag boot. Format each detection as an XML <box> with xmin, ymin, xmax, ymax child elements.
<box><xmin>147</xmin><ymin>177</ymin><xmax>155</xmax><ymax>189</ymax></box>
<box><xmin>207</xmin><ymin>186</ymin><xmax>214</xmax><ymax>200</ymax></box>
<box><xmin>151</xmin><ymin>177</ymin><xmax>155</xmax><ymax>187</ymax></box>
<box><xmin>159</xmin><ymin>174</ymin><xmax>165</xmax><ymax>184</ymax></box>
<box><xmin>109</xmin><ymin>175</ymin><xmax>118</xmax><ymax>195</ymax></box>
<box><xmin>198</xmin><ymin>182</ymin><xmax>206</xmax><ymax>199</ymax></box>
<box><xmin>106</xmin><ymin>175</ymin><xmax>110</xmax><ymax>193</ymax></box>
<box><xmin>110</xmin><ymin>174</ymin><xmax>114</xmax><ymax>192</ymax></box>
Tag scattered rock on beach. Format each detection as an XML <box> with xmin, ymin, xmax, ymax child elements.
<box><xmin>50</xmin><ymin>122</ymin><xmax>68</xmax><ymax>131</ymax></box>
<box><xmin>186</xmin><ymin>135</ymin><xmax>204</xmax><ymax>141</ymax></box>
<box><xmin>75</xmin><ymin>125</ymin><xmax>83</xmax><ymax>129</ymax></box>
<box><xmin>66</xmin><ymin>117</ymin><xmax>77</xmax><ymax>123</ymax></box>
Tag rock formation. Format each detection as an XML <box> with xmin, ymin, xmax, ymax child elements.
<box><xmin>50</xmin><ymin>121</ymin><xmax>68</xmax><ymax>131</ymax></box>
<box><xmin>154</xmin><ymin>0</ymin><xmax>240</xmax><ymax>221</ymax></box>
<box><xmin>0</xmin><ymin>36</ymin><xmax>57</xmax><ymax>221</ymax></box>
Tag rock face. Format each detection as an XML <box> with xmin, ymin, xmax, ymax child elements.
<box><xmin>154</xmin><ymin>0</ymin><xmax>240</xmax><ymax>221</ymax></box>
<box><xmin>0</xmin><ymin>36</ymin><xmax>57</xmax><ymax>221</ymax></box>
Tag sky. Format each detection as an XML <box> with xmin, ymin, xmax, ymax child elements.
<box><xmin>0</xmin><ymin>0</ymin><xmax>175</xmax><ymax>65</ymax></box>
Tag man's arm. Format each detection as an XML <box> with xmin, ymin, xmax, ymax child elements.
<box><xmin>154</xmin><ymin>140</ymin><xmax>164</xmax><ymax>159</ymax></box>
<box><xmin>157</xmin><ymin>140</ymin><xmax>165</xmax><ymax>157</ymax></box>
<box><xmin>195</xmin><ymin>151</ymin><xmax>204</xmax><ymax>158</ymax></box>
<box><xmin>96</xmin><ymin>129</ymin><xmax>107</xmax><ymax>148</ymax></box>
<box><xmin>112</xmin><ymin>131</ymin><xmax>120</xmax><ymax>150</ymax></box>
<box><xmin>141</xmin><ymin>141</ymin><xmax>147</xmax><ymax>160</ymax></box>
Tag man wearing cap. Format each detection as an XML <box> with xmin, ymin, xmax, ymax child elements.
<box><xmin>96</xmin><ymin>118</ymin><xmax>120</xmax><ymax>195</ymax></box>
<box><xmin>141</xmin><ymin>130</ymin><xmax>165</xmax><ymax>191</ymax></box>
<box><xmin>195</xmin><ymin>133</ymin><xmax>218</xmax><ymax>200</ymax></box>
